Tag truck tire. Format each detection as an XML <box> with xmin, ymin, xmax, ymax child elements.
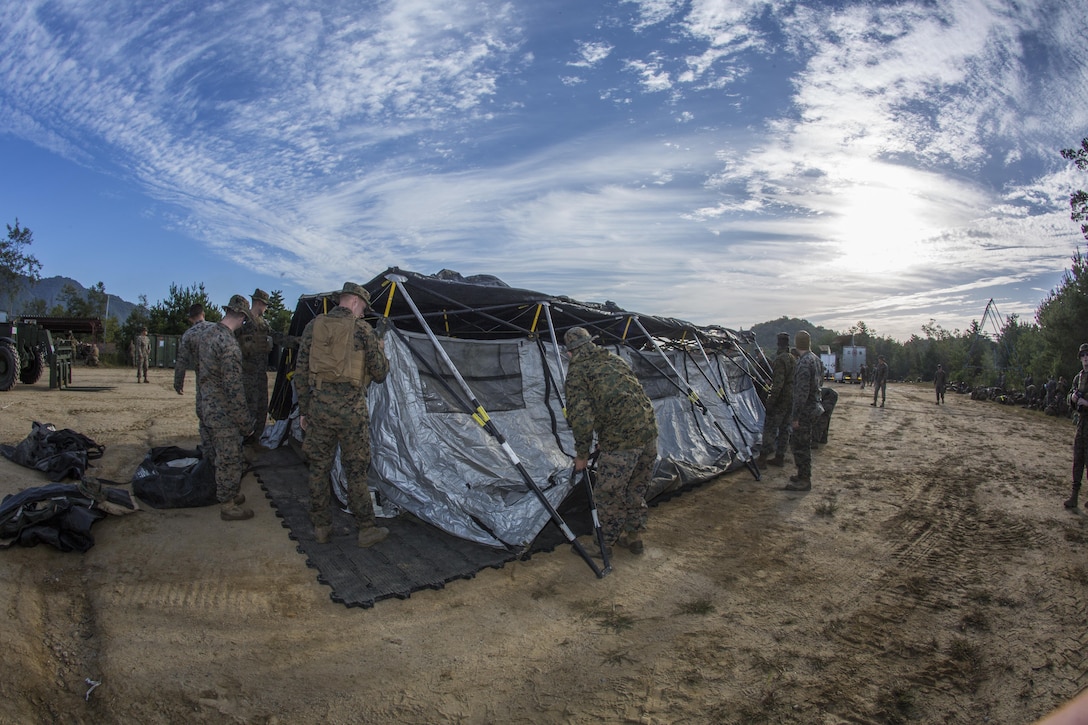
<box><xmin>0</xmin><ymin>342</ymin><xmax>18</xmax><ymax>392</ymax></box>
<box><xmin>19</xmin><ymin>347</ymin><xmax>44</xmax><ymax>385</ymax></box>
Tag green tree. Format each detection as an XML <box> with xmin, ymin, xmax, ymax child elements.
<box><xmin>120</xmin><ymin>296</ymin><xmax>152</xmax><ymax>354</ymax></box>
<box><xmin>1036</xmin><ymin>248</ymin><xmax>1088</xmax><ymax>378</ymax></box>
<box><xmin>148</xmin><ymin>282</ymin><xmax>221</xmax><ymax>336</ymax></box>
<box><xmin>20</xmin><ymin>298</ymin><xmax>47</xmax><ymax>316</ymax></box>
<box><xmin>266</xmin><ymin>290</ymin><xmax>293</xmax><ymax>333</ymax></box>
<box><xmin>59</xmin><ymin>282</ymin><xmax>94</xmax><ymax>317</ymax></box>
<box><xmin>87</xmin><ymin>282</ymin><xmax>108</xmax><ymax>318</ymax></box>
<box><xmin>1</xmin><ymin>218</ymin><xmax>42</xmax><ymax>314</ymax></box>
<box><xmin>1060</xmin><ymin>138</ymin><xmax>1088</xmax><ymax>241</ymax></box>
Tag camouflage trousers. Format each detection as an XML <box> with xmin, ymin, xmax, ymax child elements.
<box><xmin>760</xmin><ymin>405</ymin><xmax>792</xmax><ymax>457</ymax></box>
<box><xmin>790</xmin><ymin>410</ymin><xmax>817</xmax><ymax>480</ymax></box>
<box><xmin>593</xmin><ymin>442</ymin><xmax>657</xmax><ymax>546</ymax></box>
<box><xmin>204</xmin><ymin>424</ymin><xmax>244</xmax><ymax>503</ymax></box>
<box><xmin>136</xmin><ymin>356</ymin><xmax>148</xmax><ymax>380</ymax></box>
<box><xmin>241</xmin><ymin>367</ymin><xmax>269</xmax><ymax>441</ymax></box>
<box><xmin>1074</xmin><ymin>421</ymin><xmax>1088</xmax><ymax>485</ymax></box>
<box><xmin>303</xmin><ymin>402</ymin><xmax>375</xmax><ymax>529</ymax></box>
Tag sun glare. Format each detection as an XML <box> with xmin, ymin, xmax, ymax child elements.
<box><xmin>827</xmin><ymin>184</ymin><xmax>936</xmax><ymax>277</ymax></box>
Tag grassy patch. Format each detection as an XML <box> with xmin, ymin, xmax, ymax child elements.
<box><xmin>676</xmin><ymin>597</ymin><xmax>716</xmax><ymax>615</ymax></box>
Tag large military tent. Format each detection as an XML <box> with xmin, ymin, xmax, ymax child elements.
<box><xmin>268</xmin><ymin>268</ymin><xmax>768</xmax><ymax>560</ymax></box>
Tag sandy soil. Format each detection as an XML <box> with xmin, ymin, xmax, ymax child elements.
<box><xmin>0</xmin><ymin>365</ymin><xmax>1084</xmax><ymax>724</ymax></box>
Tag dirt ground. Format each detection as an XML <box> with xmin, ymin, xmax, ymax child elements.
<box><xmin>0</xmin><ymin>365</ymin><xmax>1085</xmax><ymax>724</ymax></box>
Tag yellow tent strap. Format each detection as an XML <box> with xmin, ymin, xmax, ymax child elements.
<box><xmin>622</xmin><ymin>317</ymin><xmax>634</xmax><ymax>340</ymax></box>
<box><xmin>472</xmin><ymin>406</ymin><xmax>491</xmax><ymax>427</ymax></box>
<box><xmin>443</xmin><ymin>309</ymin><xmax>450</xmax><ymax>336</ymax></box>
<box><xmin>530</xmin><ymin>304</ymin><xmax>543</xmax><ymax>333</ymax></box>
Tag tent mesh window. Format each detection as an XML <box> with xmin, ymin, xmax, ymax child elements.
<box><xmin>628</xmin><ymin>350</ymin><xmax>678</xmax><ymax>400</ymax></box>
<box><xmin>407</xmin><ymin>336</ymin><xmax>526</xmax><ymax>413</ymax></box>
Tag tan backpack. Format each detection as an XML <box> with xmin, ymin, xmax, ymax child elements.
<box><xmin>308</xmin><ymin>314</ymin><xmax>366</xmax><ymax>387</ymax></box>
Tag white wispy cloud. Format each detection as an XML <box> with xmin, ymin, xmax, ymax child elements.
<box><xmin>0</xmin><ymin>0</ymin><xmax>1085</xmax><ymax>341</ymax></box>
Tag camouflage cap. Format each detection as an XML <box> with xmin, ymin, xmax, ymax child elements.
<box><xmin>251</xmin><ymin>288</ymin><xmax>270</xmax><ymax>305</ymax></box>
<box><xmin>339</xmin><ymin>281</ymin><xmax>371</xmax><ymax>305</ymax></box>
<box><xmin>795</xmin><ymin>330</ymin><xmax>811</xmax><ymax>351</ymax></box>
<box><xmin>564</xmin><ymin>327</ymin><xmax>596</xmax><ymax>352</ymax></box>
<box><xmin>225</xmin><ymin>294</ymin><xmax>251</xmax><ymax>315</ymax></box>
<box><xmin>776</xmin><ymin>332</ymin><xmax>790</xmax><ymax>348</ymax></box>
<box><xmin>1079</xmin><ymin>343</ymin><xmax>1088</xmax><ymax>355</ymax></box>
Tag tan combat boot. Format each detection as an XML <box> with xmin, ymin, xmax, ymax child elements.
<box><xmin>220</xmin><ymin>503</ymin><xmax>254</xmax><ymax>521</ymax></box>
<box><xmin>357</xmin><ymin>526</ymin><xmax>389</xmax><ymax>548</ymax></box>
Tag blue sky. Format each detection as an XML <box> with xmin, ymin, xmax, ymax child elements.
<box><xmin>1</xmin><ymin>0</ymin><xmax>1086</xmax><ymax>341</ymax></box>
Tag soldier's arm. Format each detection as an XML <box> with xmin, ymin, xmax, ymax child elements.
<box><xmin>359</xmin><ymin>323</ymin><xmax>390</xmax><ymax>384</ymax></box>
<box><xmin>565</xmin><ymin>370</ymin><xmax>595</xmax><ymax>459</ymax></box>
<box><xmin>173</xmin><ymin>339</ymin><xmax>189</xmax><ymax>394</ymax></box>
<box><xmin>294</xmin><ymin>322</ymin><xmax>314</xmax><ymax>416</ymax></box>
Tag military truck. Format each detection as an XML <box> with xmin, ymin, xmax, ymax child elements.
<box><xmin>0</xmin><ymin>318</ymin><xmax>72</xmax><ymax>391</ymax></box>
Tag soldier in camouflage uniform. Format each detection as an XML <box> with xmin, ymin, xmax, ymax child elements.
<box><xmin>236</xmin><ymin>288</ymin><xmax>274</xmax><ymax>445</ymax></box>
<box><xmin>174</xmin><ymin>304</ymin><xmax>220</xmax><ymax>463</ymax></box>
<box><xmin>786</xmin><ymin>330</ymin><xmax>822</xmax><ymax>491</ymax></box>
<box><xmin>757</xmin><ymin>332</ymin><xmax>795</xmax><ymax>468</ymax></box>
<box><xmin>198</xmin><ymin>295</ymin><xmax>255</xmax><ymax>521</ymax></box>
<box><xmin>135</xmin><ymin>327</ymin><xmax>151</xmax><ymax>383</ymax></box>
<box><xmin>870</xmin><ymin>355</ymin><xmax>889</xmax><ymax>407</ymax></box>
<box><xmin>564</xmin><ymin>326</ymin><xmax>658</xmax><ymax>557</ymax></box>
<box><xmin>295</xmin><ymin>282</ymin><xmax>390</xmax><ymax>547</ymax></box>
<box><xmin>1064</xmin><ymin>343</ymin><xmax>1088</xmax><ymax>509</ymax></box>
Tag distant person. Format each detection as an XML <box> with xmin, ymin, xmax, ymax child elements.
<box><xmin>786</xmin><ymin>330</ymin><xmax>821</xmax><ymax>492</ymax></box>
<box><xmin>236</xmin><ymin>288</ymin><xmax>273</xmax><ymax>445</ymax></box>
<box><xmin>870</xmin><ymin>355</ymin><xmax>888</xmax><ymax>408</ymax></box>
<box><xmin>934</xmin><ymin>363</ymin><xmax>948</xmax><ymax>405</ymax></box>
<box><xmin>198</xmin><ymin>295</ymin><xmax>255</xmax><ymax>522</ymax></box>
<box><xmin>86</xmin><ymin>342</ymin><xmax>99</xmax><ymax>367</ymax></box>
<box><xmin>174</xmin><ymin>304</ymin><xmax>218</xmax><ymax>455</ymax></box>
<box><xmin>1063</xmin><ymin>343</ymin><xmax>1088</xmax><ymax>510</ymax></box>
<box><xmin>858</xmin><ymin>362</ymin><xmax>868</xmax><ymax>390</ymax></box>
<box><xmin>564</xmin><ymin>326</ymin><xmax>658</xmax><ymax>556</ymax></box>
<box><xmin>295</xmin><ymin>282</ymin><xmax>390</xmax><ymax>547</ymax></box>
<box><xmin>757</xmin><ymin>332</ymin><xmax>794</xmax><ymax>469</ymax></box>
<box><xmin>135</xmin><ymin>327</ymin><xmax>151</xmax><ymax>383</ymax></box>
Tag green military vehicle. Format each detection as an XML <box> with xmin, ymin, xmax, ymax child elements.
<box><xmin>0</xmin><ymin>318</ymin><xmax>73</xmax><ymax>391</ymax></box>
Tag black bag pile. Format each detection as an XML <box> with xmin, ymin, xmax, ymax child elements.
<box><xmin>0</xmin><ymin>421</ymin><xmax>105</xmax><ymax>481</ymax></box>
<box><xmin>131</xmin><ymin>446</ymin><xmax>217</xmax><ymax>509</ymax></box>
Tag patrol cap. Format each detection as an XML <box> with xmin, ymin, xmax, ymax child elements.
<box><xmin>776</xmin><ymin>332</ymin><xmax>790</xmax><ymax>347</ymax></box>
<box><xmin>564</xmin><ymin>327</ymin><xmax>596</xmax><ymax>351</ymax></box>
<box><xmin>339</xmin><ymin>281</ymin><xmax>371</xmax><ymax>305</ymax></box>
<box><xmin>251</xmin><ymin>288</ymin><xmax>270</xmax><ymax>305</ymax></box>
<box><xmin>795</xmin><ymin>330</ymin><xmax>811</xmax><ymax>351</ymax></box>
<box><xmin>1079</xmin><ymin>343</ymin><xmax>1088</xmax><ymax>356</ymax></box>
<box><xmin>225</xmin><ymin>294</ymin><xmax>251</xmax><ymax>315</ymax></box>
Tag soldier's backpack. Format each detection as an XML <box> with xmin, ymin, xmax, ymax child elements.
<box><xmin>308</xmin><ymin>314</ymin><xmax>366</xmax><ymax>387</ymax></box>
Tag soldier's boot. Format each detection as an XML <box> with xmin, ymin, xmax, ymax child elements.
<box><xmin>768</xmin><ymin>454</ymin><xmax>786</xmax><ymax>468</ymax></box>
<box><xmin>232</xmin><ymin>492</ymin><xmax>245</xmax><ymax>506</ymax></box>
<box><xmin>1065</xmin><ymin>483</ymin><xmax>1081</xmax><ymax>510</ymax></box>
<box><xmin>626</xmin><ymin>530</ymin><xmax>644</xmax><ymax>555</ymax></box>
<box><xmin>756</xmin><ymin>451</ymin><xmax>769</xmax><ymax>467</ymax></box>
<box><xmin>313</xmin><ymin>525</ymin><xmax>331</xmax><ymax>544</ymax></box>
<box><xmin>785</xmin><ymin>474</ymin><xmax>811</xmax><ymax>492</ymax></box>
<box><xmin>357</xmin><ymin>525</ymin><xmax>389</xmax><ymax>548</ymax></box>
<box><xmin>220</xmin><ymin>503</ymin><xmax>254</xmax><ymax>521</ymax></box>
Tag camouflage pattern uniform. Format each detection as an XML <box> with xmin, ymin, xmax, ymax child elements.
<box><xmin>871</xmin><ymin>357</ymin><xmax>888</xmax><ymax>406</ymax></box>
<box><xmin>759</xmin><ymin>334</ymin><xmax>795</xmax><ymax>462</ymax></box>
<box><xmin>175</xmin><ymin>319</ymin><xmax>217</xmax><ymax>449</ymax></box>
<box><xmin>1065</xmin><ymin>345</ymin><xmax>1088</xmax><ymax>509</ymax></box>
<box><xmin>197</xmin><ymin>322</ymin><xmax>252</xmax><ymax>504</ymax></box>
<box><xmin>236</xmin><ymin>300</ymin><xmax>273</xmax><ymax>442</ymax></box>
<box><xmin>564</xmin><ymin>330</ymin><xmax>658</xmax><ymax>546</ymax></box>
<box><xmin>790</xmin><ymin>341</ymin><xmax>822</xmax><ymax>485</ymax></box>
<box><xmin>135</xmin><ymin>331</ymin><xmax>151</xmax><ymax>382</ymax></box>
<box><xmin>295</xmin><ymin>303</ymin><xmax>389</xmax><ymax>531</ymax></box>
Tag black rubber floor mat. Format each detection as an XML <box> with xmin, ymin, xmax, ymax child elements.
<box><xmin>253</xmin><ymin>446</ymin><xmax>592</xmax><ymax>608</ymax></box>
